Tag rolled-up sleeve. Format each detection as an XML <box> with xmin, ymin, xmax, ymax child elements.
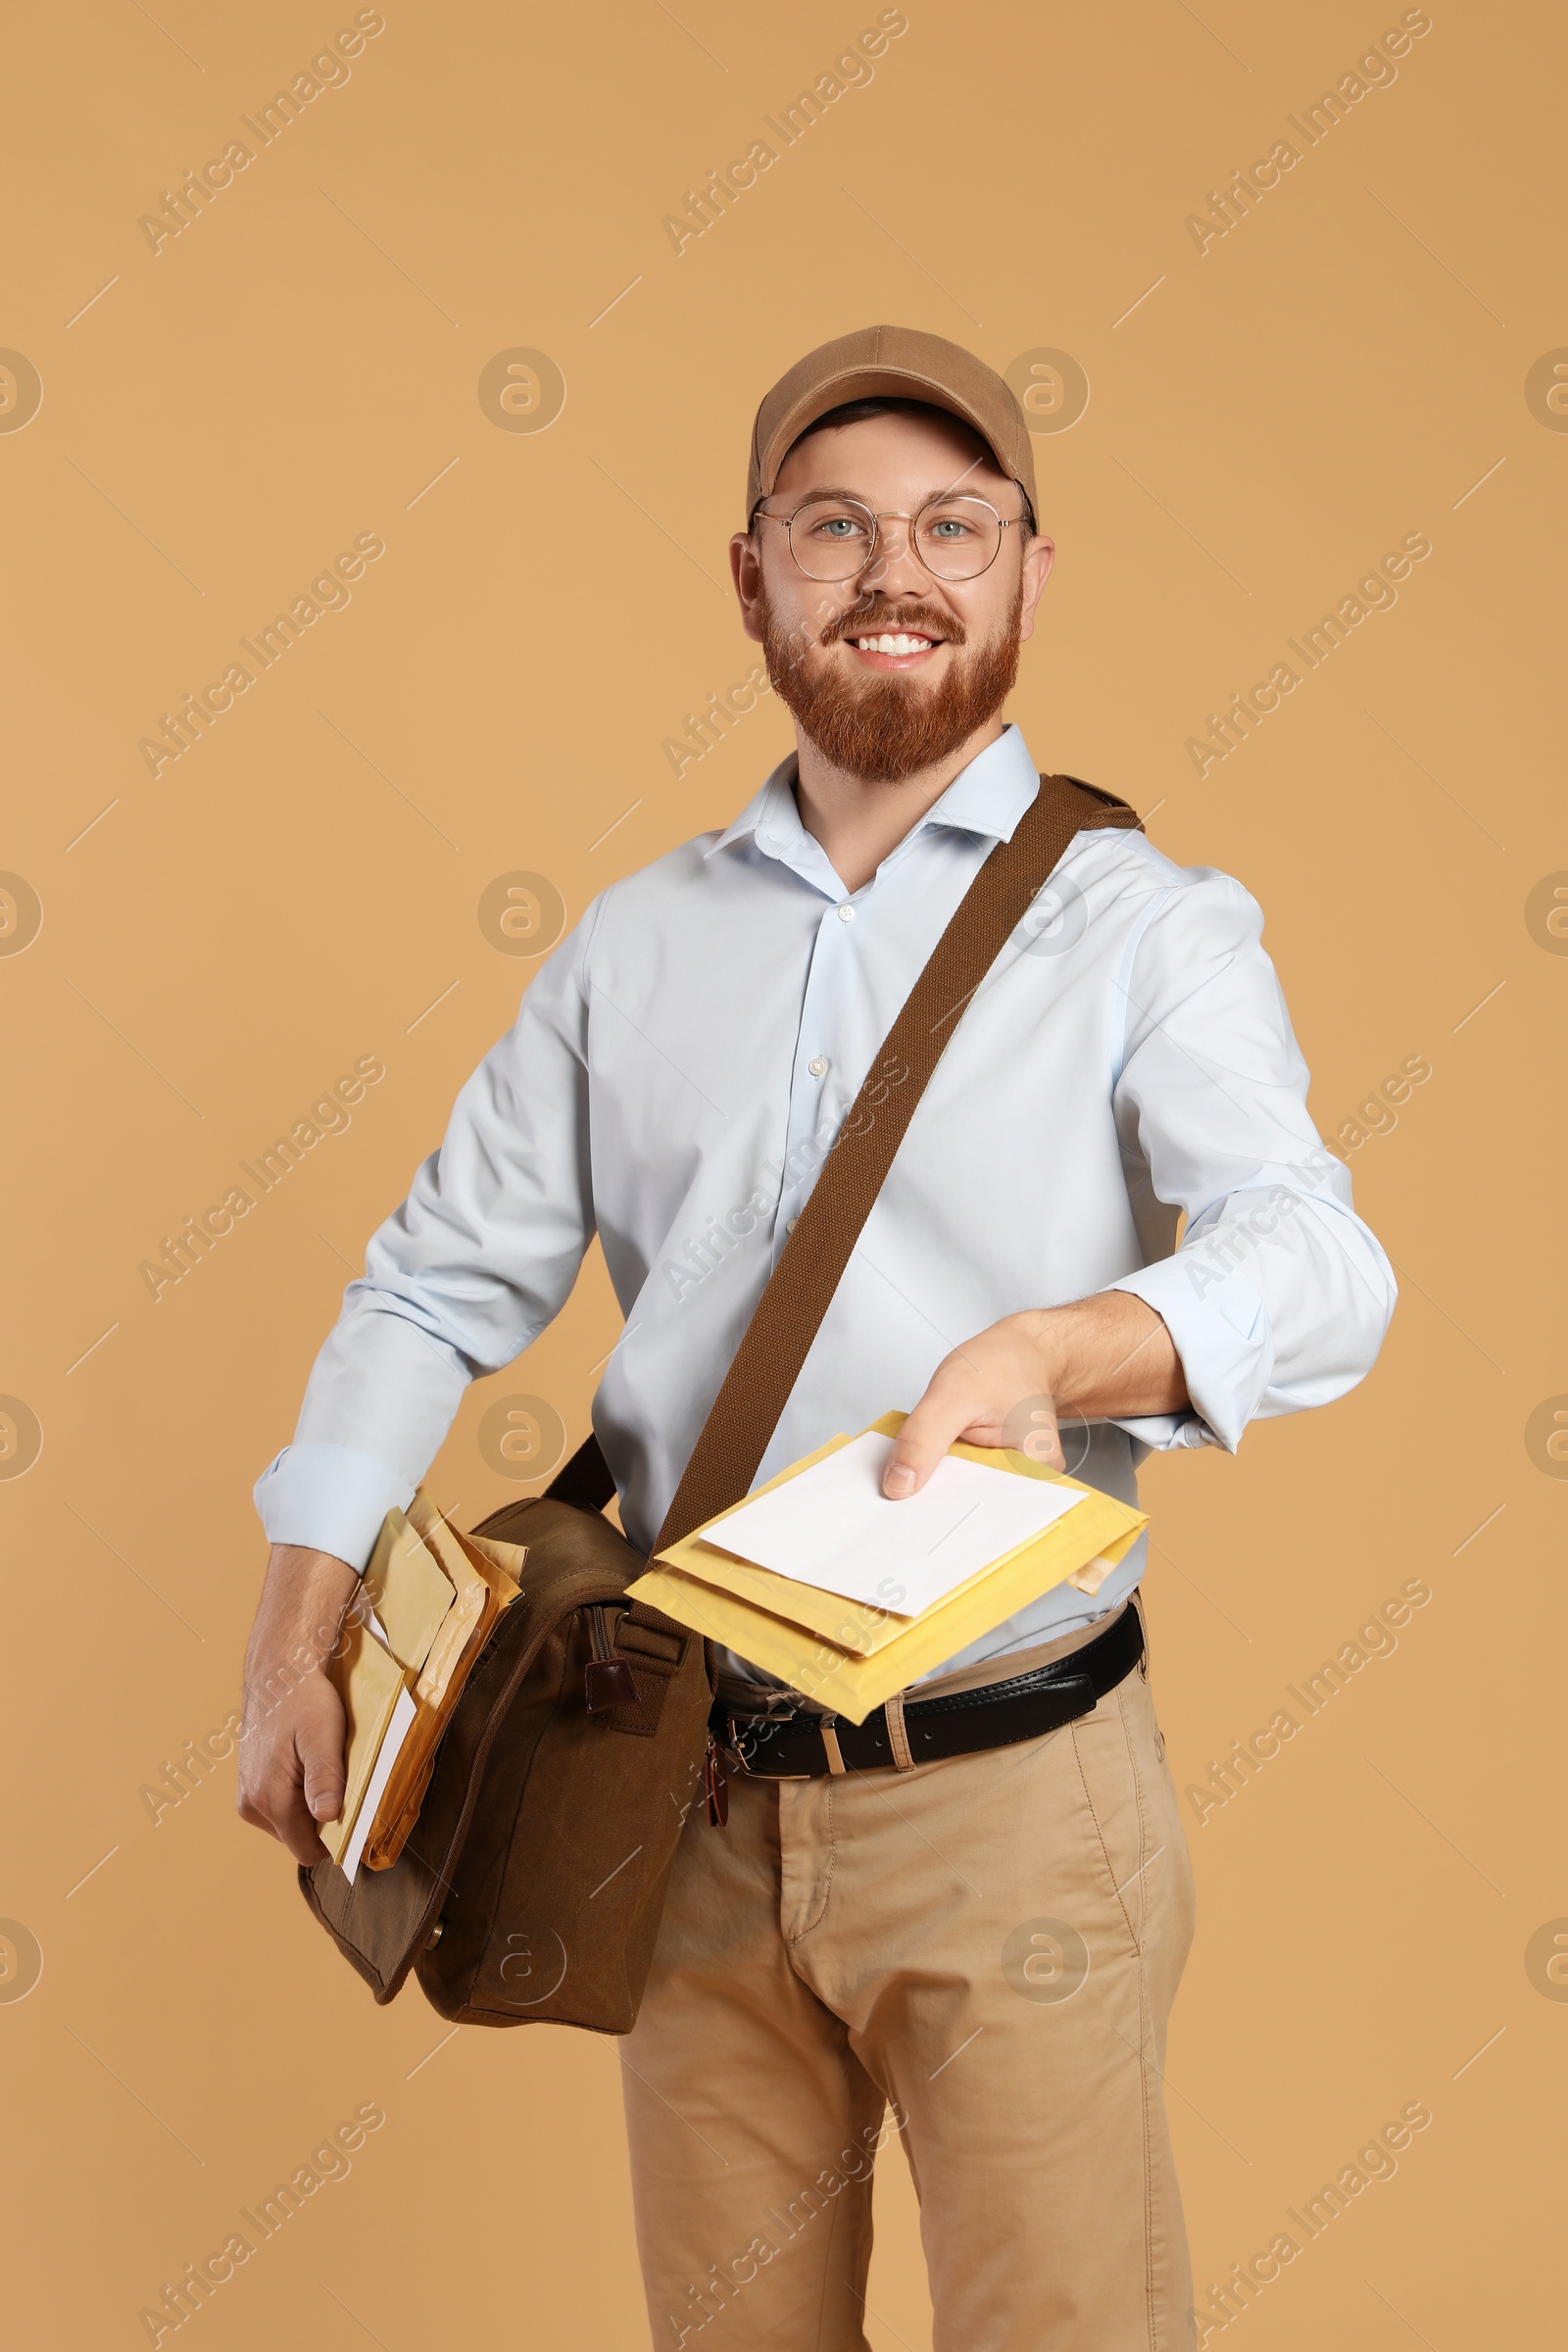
<box><xmin>254</xmin><ymin>896</ymin><xmax>605</xmax><ymax>1568</ymax></box>
<box><xmin>1101</xmin><ymin>869</ymin><xmax>1396</xmax><ymax>1453</ymax></box>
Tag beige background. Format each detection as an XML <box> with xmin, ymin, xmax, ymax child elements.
<box><xmin>2</xmin><ymin>0</ymin><xmax>1563</xmax><ymax>2342</ymax></box>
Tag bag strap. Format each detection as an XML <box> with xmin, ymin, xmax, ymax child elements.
<box><xmin>548</xmin><ymin>774</ymin><xmax>1142</xmax><ymax>1549</ymax></box>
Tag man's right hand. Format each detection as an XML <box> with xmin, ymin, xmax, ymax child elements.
<box><xmin>237</xmin><ymin>1544</ymin><xmax>365</xmax><ymax>1867</ymax></box>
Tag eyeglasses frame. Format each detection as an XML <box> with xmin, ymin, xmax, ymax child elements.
<box><xmin>750</xmin><ymin>488</ymin><xmax>1030</xmax><ymax>584</ymax></box>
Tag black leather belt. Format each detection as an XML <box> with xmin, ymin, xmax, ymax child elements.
<box><xmin>712</xmin><ymin>1602</ymin><xmax>1144</xmax><ymax>1778</ymax></box>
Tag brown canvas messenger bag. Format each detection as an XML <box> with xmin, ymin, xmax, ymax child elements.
<box><xmin>298</xmin><ymin>775</ymin><xmax>1142</xmax><ymax>2034</ymax></box>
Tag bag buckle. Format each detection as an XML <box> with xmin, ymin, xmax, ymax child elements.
<box><xmin>583</xmin><ymin>1602</ymin><xmax>638</xmax><ymax>1712</ymax></box>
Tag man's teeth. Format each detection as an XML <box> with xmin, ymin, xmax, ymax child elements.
<box><xmin>854</xmin><ymin>632</ymin><xmax>934</xmax><ymax>655</ymax></box>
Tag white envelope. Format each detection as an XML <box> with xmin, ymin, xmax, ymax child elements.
<box><xmin>706</xmin><ymin>1428</ymin><xmax>1086</xmax><ymax>1617</ymax></box>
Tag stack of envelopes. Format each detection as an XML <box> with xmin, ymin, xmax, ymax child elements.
<box><xmin>321</xmin><ymin>1492</ymin><xmax>524</xmax><ymax>1880</ymax></box>
<box><xmin>627</xmin><ymin>1412</ymin><xmax>1147</xmax><ymax>1725</ymax></box>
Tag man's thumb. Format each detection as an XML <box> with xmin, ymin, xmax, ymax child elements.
<box><xmin>882</xmin><ymin>1405</ymin><xmax>949</xmax><ymax>1497</ymax></box>
<box><xmin>300</xmin><ymin>1740</ymin><xmax>345</xmax><ymax>1826</ymax></box>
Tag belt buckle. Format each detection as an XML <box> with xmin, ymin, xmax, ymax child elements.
<box><xmin>725</xmin><ymin>1710</ymin><xmax>813</xmax><ymax>1781</ymax></box>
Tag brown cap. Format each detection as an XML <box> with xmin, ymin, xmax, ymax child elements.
<box><xmin>746</xmin><ymin>323</ymin><xmax>1037</xmax><ymax>523</ymax></box>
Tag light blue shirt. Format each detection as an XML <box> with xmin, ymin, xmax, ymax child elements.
<box><xmin>255</xmin><ymin>725</ymin><xmax>1394</xmax><ymax>1685</ymax></box>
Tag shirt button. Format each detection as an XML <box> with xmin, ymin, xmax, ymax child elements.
<box><xmin>837</xmin><ymin>903</ymin><xmax>857</xmax><ymax>922</ymax></box>
<box><xmin>808</xmin><ymin>1054</ymin><xmax>828</xmax><ymax>1076</ymax></box>
<box><xmin>787</xmin><ymin>1216</ymin><xmax>799</xmax><ymax>1232</ymax></box>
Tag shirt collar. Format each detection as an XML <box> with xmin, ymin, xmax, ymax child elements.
<box><xmin>705</xmin><ymin>723</ymin><xmax>1043</xmax><ymax>876</ymax></box>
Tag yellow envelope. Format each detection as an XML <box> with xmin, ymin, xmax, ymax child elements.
<box><xmin>628</xmin><ymin>1412</ymin><xmax>1147</xmax><ymax>1723</ymax></box>
<box><xmin>463</xmin><ymin>1528</ymin><xmax>531</xmax><ymax>1589</ymax></box>
<box><xmin>320</xmin><ymin>1616</ymin><xmax>410</xmax><ymax>1863</ymax></box>
<box><xmin>442</xmin><ymin>1516</ymin><xmax>528</xmax><ymax>1607</ymax></box>
<box><xmin>362</xmin><ymin>1506</ymin><xmax>456</xmax><ymax>1676</ymax></box>
<box><xmin>405</xmin><ymin>1495</ymin><xmax>500</xmax><ymax>1708</ymax></box>
<box><xmin>360</xmin><ymin>1494</ymin><xmax>525</xmax><ymax>1870</ymax></box>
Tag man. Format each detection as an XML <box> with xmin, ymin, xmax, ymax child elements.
<box><xmin>240</xmin><ymin>325</ymin><xmax>1395</xmax><ymax>2350</ymax></box>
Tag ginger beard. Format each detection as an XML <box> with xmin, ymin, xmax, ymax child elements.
<box><xmin>757</xmin><ymin>580</ymin><xmax>1024</xmax><ymax>785</ymax></box>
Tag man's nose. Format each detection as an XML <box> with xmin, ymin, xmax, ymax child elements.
<box><xmin>858</xmin><ymin>515</ymin><xmax>928</xmax><ymax>598</ymax></box>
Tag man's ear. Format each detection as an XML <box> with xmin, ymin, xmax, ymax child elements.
<box><xmin>730</xmin><ymin>530</ymin><xmax>764</xmax><ymax>643</ymax></box>
<box><xmin>1017</xmin><ymin>533</ymin><xmax>1055</xmax><ymax>644</ymax></box>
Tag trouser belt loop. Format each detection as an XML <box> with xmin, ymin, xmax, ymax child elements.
<box><xmin>883</xmin><ymin>1689</ymin><xmax>915</xmax><ymax>1772</ymax></box>
<box><xmin>818</xmin><ymin>1721</ymin><xmax>847</xmax><ymax>1775</ymax></box>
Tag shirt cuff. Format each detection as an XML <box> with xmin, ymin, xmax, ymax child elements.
<box><xmin>253</xmin><ymin>1442</ymin><xmax>416</xmax><ymax>1572</ymax></box>
<box><xmin>1102</xmin><ymin>1254</ymin><xmax>1273</xmax><ymax>1454</ymax></box>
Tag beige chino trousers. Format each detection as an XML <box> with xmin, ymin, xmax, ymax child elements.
<box><xmin>619</xmin><ymin>1606</ymin><xmax>1199</xmax><ymax>2352</ymax></box>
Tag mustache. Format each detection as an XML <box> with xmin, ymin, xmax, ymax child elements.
<box><xmin>820</xmin><ymin>600</ymin><xmax>967</xmax><ymax>647</ymax></box>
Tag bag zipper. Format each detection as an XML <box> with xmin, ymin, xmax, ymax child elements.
<box><xmin>703</xmin><ymin>1731</ymin><xmax>728</xmax><ymax>1829</ymax></box>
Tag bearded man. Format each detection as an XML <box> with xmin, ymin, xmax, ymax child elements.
<box><xmin>239</xmin><ymin>326</ymin><xmax>1394</xmax><ymax>2351</ymax></box>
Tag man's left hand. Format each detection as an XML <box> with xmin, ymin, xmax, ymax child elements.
<box><xmin>882</xmin><ymin>1293</ymin><xmax>1189</xmax><ymax>1497</ymax></box>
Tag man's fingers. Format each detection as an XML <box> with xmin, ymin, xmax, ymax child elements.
<box><xmin>884</xmin><ymin>1349</ymin><xmax>1068</xmax><ymax>1495</ymax></box>
<box><xmin>883</xmin><ymin>1378</ymin><xmax>970</xmax><ymax>1496</ymax></box>
<box><xmin>297</xmin><ymin>1710</ymin><xmax>347</xmax><ymax>1873</ymax></box>
<box><xmin>234</xmin><ymin>1695</ymin><xmax>344</xmax><ymax>1868</ymax></box>
<box><xmin>236</xmin><ymin>1774</ymin><xmax>328</xmax><ymax>1866</ymax></box>
<box><xmin>269</xmin><ymin>1749</ymin><xmax>336</xmax><ymax>1865</ymax></box>
<box><xmin>274</xmin><ymin>1785</ymin><xmax>332</xmax><ymax>1869</ymax></box>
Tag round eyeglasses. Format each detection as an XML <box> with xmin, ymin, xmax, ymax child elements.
<box><xmin>753</xmin><ymin>492</ymin><xmax>1023</xmax><ymax>583</ymax></box>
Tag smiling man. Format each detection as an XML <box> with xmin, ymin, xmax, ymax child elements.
<box><xmin>240</xmin><ymin>325</ymin><xmax>1395</xmax><ymax>2351</ymax></box>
